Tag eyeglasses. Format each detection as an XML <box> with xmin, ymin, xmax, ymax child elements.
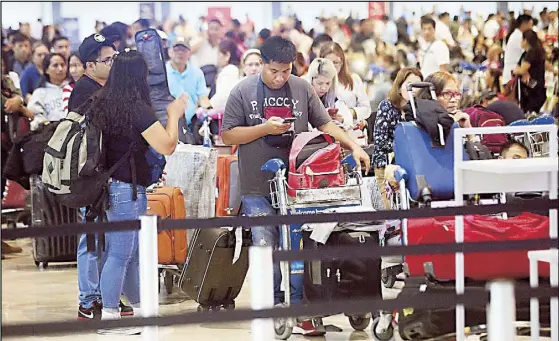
<box><xmin>439</xmin><ymin>91</ymin><xmax>462</xmax><ymax>100</ymax></box>
<box><xmin>95</xmin><ymin>55</ymin><xmax>115</xmax><ymax>66</ymax></box>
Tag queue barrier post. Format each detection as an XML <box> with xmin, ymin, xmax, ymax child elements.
<box><xmin>139</xmin><ymin>215</ymin><xmax>159</xmax><ymax>340</ymax></box>
<box><xmin>250</xmin><ymin>246</ymin><xmax>275</xmax><ymax>340</ymax></box>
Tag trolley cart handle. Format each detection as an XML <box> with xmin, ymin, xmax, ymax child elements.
<box><xmin>406</xmin><ymin>82</ymin><xmax>437</xmax><ymax>119</ymax></box>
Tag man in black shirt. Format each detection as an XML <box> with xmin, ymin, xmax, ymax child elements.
<box><xmin>69</xmin><ymin>33</ymin><xmax>127</xmax><ymax>321</ymax></box>
<box><xmin>69</xmin><ymin>33</ymin><xmax>118</xmax><ymax>112</ymax></box>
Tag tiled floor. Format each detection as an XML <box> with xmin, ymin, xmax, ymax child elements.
<box><xmin>1</xmin><ymin>239</ymin><xmax>550</xmax><ymax>341</ymax></box>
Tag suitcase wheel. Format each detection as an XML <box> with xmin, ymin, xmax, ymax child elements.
<box><xmin>371</xmin><ymin>316</ymin><xmax>395</xmax><ymax>341</ymax></box>
<box><xmin>274</xmin><ymin>317</ymin><xmax>293</xmax><ymax>340</ymax></box>
<box><xmin>382</xmin><ymin>270</ymin><xmax>397</xmax><ymax>289</ymax></box>
<box><xmin>34</xmin><ymin>261</ymin><xmax>48</xmax><ymax>269</ymax></box>
<box><xmin>348</xmin><ymin>315</ymin><xmax>371</xmax><ymax>331</ymax></box>
<box><xmin>197</xmin><ymin>305</ymin><xmax>210</xmax><ymax>313</ymax></box>
<box><xmin>223</xmin><ymin>302</ymin><xmax>235</xmax><ymax>311</ymax></box>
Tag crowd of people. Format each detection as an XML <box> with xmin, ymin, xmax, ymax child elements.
<box><xmin>1</xmin><ymin>4</ymin><xmax>558</xmax><ymax>337</ymax></box>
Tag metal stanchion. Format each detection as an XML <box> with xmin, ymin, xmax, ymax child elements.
<box><xmin>250</xmin><ymin>246</ymin><xmax>275</xmax><ymax>340</ymax></box>
<box><xmin>139</xmin><ymin>215</ymin><xmax>159</xmax><ymax>340</ymax></box>
<box><xmin>530</xmin><ymin>256</ymin><xmax>540</xmax><ymax>341</ymax></box>
<box><xmin>487</xmin><ymin>280</ymin><xmax>516</xmax><ymax>341</ymax></box>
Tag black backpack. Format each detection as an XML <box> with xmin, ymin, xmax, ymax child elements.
<box><xmin>464</xmin><ymin>141</ymin><xmax>494</xmax><ymax>160</ymax></box>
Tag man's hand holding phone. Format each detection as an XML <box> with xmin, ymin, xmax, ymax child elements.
<box><xmin>264</xmin><ymin>117</ymin><xmax>293</xmax><ymax>135</ymax></box>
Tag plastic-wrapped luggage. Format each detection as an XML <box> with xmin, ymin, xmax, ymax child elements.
<box><xmin>405</xmin><ymin>212</ymin><xmax>550</xmax><ymax>280</ymax></box>
<box><xmin>164</xmin><ymin>145</ymin><xmax>217</xmax><ymax>220</ymax></box>
<box><xmin>29</xmin><ymin>175</ymin><xmax>78</xmax><ymax>268</ymax></box>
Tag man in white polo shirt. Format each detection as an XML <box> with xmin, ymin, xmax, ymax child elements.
<box><xmin>418</xmin><ymin>16</ymin><xmax>450</xmax><ymax>78</ymax></box>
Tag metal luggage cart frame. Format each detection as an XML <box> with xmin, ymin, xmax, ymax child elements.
<box><xmin>262</xmin><ymin>157</ymin><xmax>377</xmax><ymax>339</ymax></box>
<box><xmin>510</xmin><ymin>115</ymin><xmax>556</xmax><ymax>158</ymax></box>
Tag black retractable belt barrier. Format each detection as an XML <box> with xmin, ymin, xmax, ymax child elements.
<box><xmin>2</xmin><ymin>287</ymin><xmax>556</xmax><ymax>338</ymax></box>
<box><xmin>2</xmin><ymin>199</ymin><xmax>557</xmax><ymax>240</ymax></box>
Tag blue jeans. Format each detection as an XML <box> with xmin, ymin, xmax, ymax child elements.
<box><xmin>99</xmin><ymin>181</ymin><xmax>147</xmax><ymax>309</ymax></box>
<box><xmin>77</xmin><ymin>230</ymin><xmax>107</xmax><ymax>308</ymax></box>
<box><xmin>242</xmin><ymin>195</ymin><xmax>303</xmax><ymax>305</ymax></box>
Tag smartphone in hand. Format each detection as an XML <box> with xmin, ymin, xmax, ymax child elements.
<box><xmin>328</xmin><ymin>108</ymin><xmax>339</xmax><ymax>118</ymax></box>
<box><xmin>282</xmin><ymin>117</ymin><xmax>296</xmax><ymax>124</ymax></box>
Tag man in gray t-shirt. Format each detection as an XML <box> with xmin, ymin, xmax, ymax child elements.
<box><xmin>222</xmin><ymin>36</ymin><xmax>370</xmax><ymax>336</ymax></box>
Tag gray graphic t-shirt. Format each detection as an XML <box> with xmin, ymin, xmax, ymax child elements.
<box><xmin>222</xmin><ymin>75</ymin><xmax>331</xmax><ymax>196</ymax></box>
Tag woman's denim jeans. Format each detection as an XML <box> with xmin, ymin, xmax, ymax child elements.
<box><xmin>99</xmin><ymin>181</ymin><xmax>147</xmax><ymax>309</ymax></box>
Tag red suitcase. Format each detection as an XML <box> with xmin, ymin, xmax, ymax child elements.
<box><xmin>405</xmin><ymin>213</ymin><xmax>551</xmax><ymax>280</ymax></box>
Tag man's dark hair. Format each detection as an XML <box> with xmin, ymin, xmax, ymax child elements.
<box><xmin>134</xmin><ymin>18</ymin><xmax>150</xmax><ymax>29</ymax></box>
<box><xmin>439</xmin><ymin>12</ymin><xmax>450</xmax><ymax>20</ymax></box>
<box><xmin>517</xmin><ymin>14</ymin><xmax>533</xmax><ymax>26</ymax></box>
<box><xmin>52</xmin><ymin>36</ymin><xmax>69</xmax><ymax>46</ymax></box>
<box><xmin>453</xmin><ymin>15</ymin><xmax>459</xmax><ymax>22</ymax></box>
<box><xmin>12</xmin><ymin>32</ymin><xmax>30</xmax><ymax>44</ymax></box>
<box><xmin>420</xmin><ymin>16</ymin><xmax>436</xmax><ymax>29</ymax></box>
<box><xmin>500</xmin><ymin>140</ymin><xmax>529</xmax><ymax>157</ymax></box>
<box><xmin>231</xmin><ymin>19</ymin><xmax>241</xmax><ymax>28</ymax></box>
<box><xmin>382</xmin><ymin>15</ymin><xmax>390</xmax><ymax>22</ymax></box>
<box><xmin>260</xmin><ymin>36</ymin><xmax>296</xmax><ymax>64</ymax></box>
<box><xmin>258</xmin><ymin>28</ymin><xmax>271</xmax><ymax>41</ymax></box>
<box><xmin>311</xmin><ymin>33</ymin><xmax>333</xmax><ymax>49</ymax></box>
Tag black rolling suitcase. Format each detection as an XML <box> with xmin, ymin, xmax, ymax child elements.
<box><xmin>397</xmin><ymin>276</ymin><xmax>552</xmax><ymax>340</ymax></box>
<box><xmin>303</xmin><ymin>230</ymin><xmax>382</xmax><ymax>331</ymax></box>
<box><xmin>178</xmin><ymin>227</ymin><xmax>251</xmax><ymax>311</ymax></box>
<box><xmin>30</xmin><ymin>176</ymin><xmax>78</xmax><ymax>268</ymax></box>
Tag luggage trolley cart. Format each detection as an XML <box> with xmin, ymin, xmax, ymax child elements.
<box><xmin>510</xmin><ymin>115</ymin><xmax>556</xmax><ymax>158</ymax></box>
<box><xmin>261</xmin><ymin>156</ymin><xmax>374</xmax><ymax>340</ymax></box>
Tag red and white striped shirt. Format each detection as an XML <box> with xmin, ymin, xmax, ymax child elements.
<box><xmin>62</xmin><ymin>83</ymin><xmax>75</xmax><ymax>115</ymax></box>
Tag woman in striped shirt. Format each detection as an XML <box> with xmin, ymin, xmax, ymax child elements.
<box><xmin>62</xmin><ymin>52</ymin><xmax>85</xmax><ymax>115</ymax></box>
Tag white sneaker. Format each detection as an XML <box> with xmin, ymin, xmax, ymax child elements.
<box><xmin>97</xmin><ymin>309</ymin><xmax>142</xmax><ymax>335</ymax></box>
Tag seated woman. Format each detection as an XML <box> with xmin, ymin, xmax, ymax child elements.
<box><xmin>372</xmin><ymin>67</ymin><xmax>423</xmax><ymax>209</ymax></box>
<box><xmin>384</xmin><ymin>71</ymin><xmax>473</xmax><ymax>188</ymax></box>
<box><xmin>27</xmin><ymin>53</ymin><xmax>69</xmax><ymax>130</ymax></box>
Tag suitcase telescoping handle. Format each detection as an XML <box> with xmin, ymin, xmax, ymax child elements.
<box><xmin>406</xmin><ymin>82</ymin><xmax>438</xmax><ymax>119</ymax></box>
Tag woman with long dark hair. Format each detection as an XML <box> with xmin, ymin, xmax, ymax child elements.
<box><xmin>209</xmin><ymin>39</ymin><xmax>241</xmax><ymax>110</ymax></box>
<box><xmin>27</xmin><ymin>53</ymin><xmax>68</xmax><ymax>129</ymax></box>
<box><xmin>513</xmin><ymin>29</ymin><xmax>547</xmax><ymax>113</ymax></box>
<box><xmin>79</xmin><ymin>49</ymin><xmax>187</xmax><ymax>334</ymax></box>
<box><xmin>62</xmin><ymin>52</ymin><xmax>85</xmax><ymax>114</ymax></box>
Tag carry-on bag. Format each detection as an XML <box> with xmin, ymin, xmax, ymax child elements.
<box><xmin>303</xmin><ymin>230</ymin><xmax>382</xmax><ymax>303</ymax></box>
<box><xmin>405</xmin><ymin>212</ymin><xmax>551</xmax><ymax>280</ymax></box>
<box><xmin>216</xmin><ymin>155</ymin><xmax>241</xmax><ymax>217</ymax></box>
<box><xmin>146</xmin><ymin>186</ymin><xmax>188</xmax><ymax>265</ymax></box>
<box><xmin>29</xmin><ymin>176</ymin><xmax>78</xmax><ymax>268</ymax></box>
<box><xmin>178</xmin><ymin>227</ymin><xmax>252</xmax><ymax>310</ymax></box>
<box><xmin>287</xmin><ymin>131</ymin><xmax>345</xmax><ymax>197</ymax></box>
